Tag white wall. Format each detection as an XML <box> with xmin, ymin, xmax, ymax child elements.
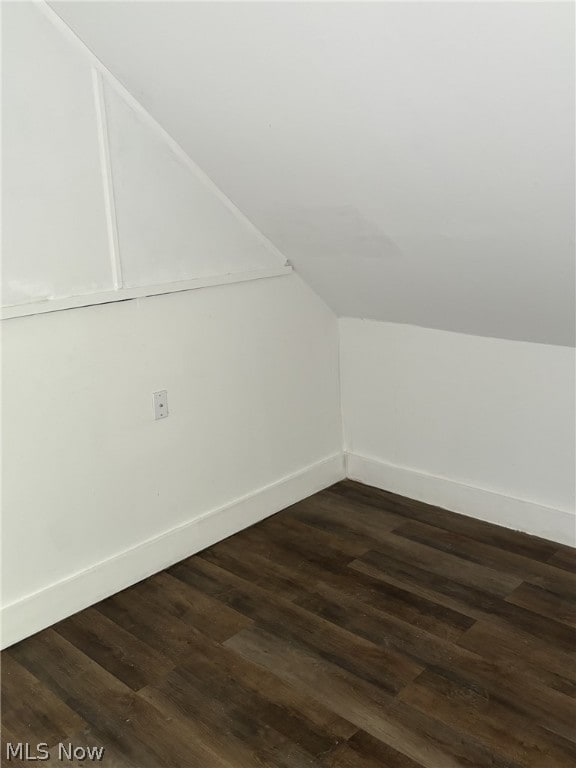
<box><xmin>51</xmin><ymin>0</ymin><xmax>575</xmax><ymax>346</ymax></box>
<box><xmin>0</xmin><ymin>3</ymin><xmax>342</xmax><ymax>647</ymax></box>
<box><xmin>2</xmin><ymin>276</ymin><xmax>342</xmax><ymax>646</ymax></box>
<box><xmin>103</xmin><ymin>81</ymin><xmax>284</xmax><ymax>289</ymax></box>
<box><xmin>1</xmin><ymin>1</ymin><xmax>286</xmax><ymax>314</ymax></box>
<box><xmin>340</xmin><ymin>319</ymin><xmax>575</xmax><ymax>545</ymax></box>
<box><xmin>2</xmin><ymin>1</ymin><xmax>112</xmax><ymax>305</ymax></box>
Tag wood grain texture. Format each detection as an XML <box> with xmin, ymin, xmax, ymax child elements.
<box><xmin>3</xmin><ymin>480</ymin><xmax>575</xmax><ymax>767</ymax></box>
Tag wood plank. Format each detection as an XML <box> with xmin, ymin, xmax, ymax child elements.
<box><xmin>7</xmin><ymin>630</ymin><xmax>220</xmax><ymax>767</ymax></box>
<box><xmin>287</xmin><ymin>492</ymin><xmax>405</xmax><ymax>546</ymax></box>
<box><xmin>331</xmin><ymin>481</ymin><xmax>561</xmax><ymax>563</ymax></box>
<box><xmin>292</xmin><ymin>574</ymin><xmax>576</xmax><ymax>744</ymax></box>
<box><xmin>204</xmin><ymin>522</ymin><xmax>474</xmax><ymax>641</ymax></box>
<box><xmin>130</xmin><ymin>570</ymin><xmax>253</xmax><ymax>641</ymax></box>
<box><xmin>175</xmin><ymin>631</ymin><xmax>357</xmax><ymax>744</ymax></box>
<box><xmin>95</xmin><ymin>581</ymin><xmax>217</xmax><ymax>663</ymax></box>
<box><xmin>343</xmin><ymin>527</ymin><xmax>523</xmax><ymax>597</ymax></box>
<box><xmin>1</xmin><ymin>653</ymin><xmax>85</xmax><ymax>748</ymax></box>
<box><xmin>53</xmin><ymin>606</ymin><xmax>174</xmax><ymax>691</ymax></box>
<box><xmin>231</xmin><ymin>513</ymin><xmax>367</xmax><ymax>570</ymax></box>
<box><xmin>322</xmin><ymin>730</ymin><xmax>425</xmax><ymax>768</ymax></box>
<box><xmin>141</xmin><ymin>632</ymin><xmax>357</xmax><ymax>766</ymax></box>
<box><xmin>506</xmin><ymin>582</ymin><xmax>576</xmax><ymax>628</ymax></box>
<box><xmin>548</xmin><ymin>549</ymin><xmax>576</xmax><ymax>573</ymax></box>
<box><xmin>352</xmin><ymin>549</ymin><xmax>576</xmax><ymax>653</ymax></box>
<box><xmin>173</xmin><ymin>556</ymin><xmax>423</xmax><ymax>694</ymax></box>
<box><xmin>394</xmin><ymin>518</ymin><xmax>576</xmax><ymax>599</ymax></box>
<box><xmin>459</xmin><ymin>620</ymin><xmax>576</xmax><ymax>696</ymax></box>
<box><xmin>141</xmin><ymin>673</ymin><xmax>325</xmax><ymax>768</ymax></box>
<box><xmin>226</xmin><ymin>625</ymin><xmax>520</xmax><ymax>768</ymax></box>
<box><xmin>258</xmin><ymin>513</ymin><xmax>371</xmax><ymax>560</ymax></box>
<box><xmin>170</xmin><ymin>538</ymin><xmax>304</xmax><ymax>602</ymax></box>
<box><xmin>195</xmin><ymin>517</ymin><xmax>361</xmax><ymax>601</ymax></box>
<box><xmin>399</xmin><ymin>669</ymin><xmax>576</xmax><ymax>768</ymax></box>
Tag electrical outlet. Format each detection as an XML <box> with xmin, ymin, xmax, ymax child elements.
<box><xmin>153</xmin><ymin>390</ymin><xmax>169</xmax><ymax>420</ymax></box>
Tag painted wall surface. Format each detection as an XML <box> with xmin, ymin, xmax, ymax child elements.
<box><xmin>1</xmin><ymin>2</ymin><xmax>286</xmax><ymax>312</ymax></box>
<box><xmin>340</xmin><ymin>319</ymin><xmax>576</xmax><ymax>535</ymax></box>
<box><xmin>1</xmin><ymin>2</ymin><xmax>112</xmax><ymax>305</ymax></box>
<box><xmin>2</xmin><ymin>275</ymin><xmax>341</xmax><ymax>610</ymax></box>
<box><xmin>1</xmin><ymin>4</ymin><xmax>341</xmax><ymax>645</ymax></box>
<box><xmin>51</xmin><ymin>1</ymin><xmax>575</xmax><ymax>345</ymax></box>
<box><xmin>103</xmin><ymin>82</ymin><xmax>284</xmax><ymax>288</ymax></box>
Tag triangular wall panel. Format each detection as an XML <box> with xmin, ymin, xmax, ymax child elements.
<box><xmin>103</xmin><ymin>82</ymin><xmax>286</xmax><ymax>289</ymax></box>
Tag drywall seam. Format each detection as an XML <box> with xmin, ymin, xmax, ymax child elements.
<box><xmin>92</xmin><ymin>68</ymin><xmax>122</xmax><ymax>289</ymax></box>
<box><xmin>0</xmin><ymin>267</ymin><xmax>293</xmax><ymax>320</ymax></box>
<box><xmin>1</xmin><ymin>453</ymin><xmax>346</xmax><ymax>649</ymax></box>
<box><xmin>38</xmin><ymin>0</ymin><xmax>288</xmax><ymax>268</ymax></box>
<box><xmin>346</xmin><ymin>452</ymin><xmax>576</xmax><ymax>547</ymax></box>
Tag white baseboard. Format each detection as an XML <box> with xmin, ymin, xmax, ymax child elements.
<box><xmin>346</xmin><ymin>452</ymin><xmax>576</xmax><ymax>547</ymax></box>
<box><xmin>1</xmin><ymin>453</ymin><xmax>345</xmax><ymax>649</ymax></box>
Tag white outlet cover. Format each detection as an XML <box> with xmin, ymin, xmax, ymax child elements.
<box><xmin>153</xmin><ymin>390</ymin><xmax>169</xmax><ymax>420</ymax></box>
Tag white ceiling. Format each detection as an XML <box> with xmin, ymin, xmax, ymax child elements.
<box><xmin>51</xmin><ymin>1</ymin><xmax>574</xmax><ymax>346</ymax></box>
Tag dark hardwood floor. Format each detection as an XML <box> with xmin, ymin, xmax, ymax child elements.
<box><xmin>2</xmin><ymin>480</ymin><xmax>575</xmax><ymax>767</ymax></box>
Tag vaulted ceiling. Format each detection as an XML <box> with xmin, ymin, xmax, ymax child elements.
<box><xmin>50</xmin><ymin>1</ymin><xmax>574</xmax><ymax>346</ymax></box>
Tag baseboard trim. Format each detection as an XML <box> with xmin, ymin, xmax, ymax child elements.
<box><xmin>346</xmin><ymin>452</ymin><xmax>575</xmax><ymax>547</ymax></box>
<box><xmin>1</xmin><ymin>453</ymin><xmax>345</xmax><ymax>649</ymax></box>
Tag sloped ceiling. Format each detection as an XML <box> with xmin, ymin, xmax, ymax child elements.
<box><xmin>50</xmin><ymin>1</ymin><xmax>574</xmax><ymax>346</ymax></box>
